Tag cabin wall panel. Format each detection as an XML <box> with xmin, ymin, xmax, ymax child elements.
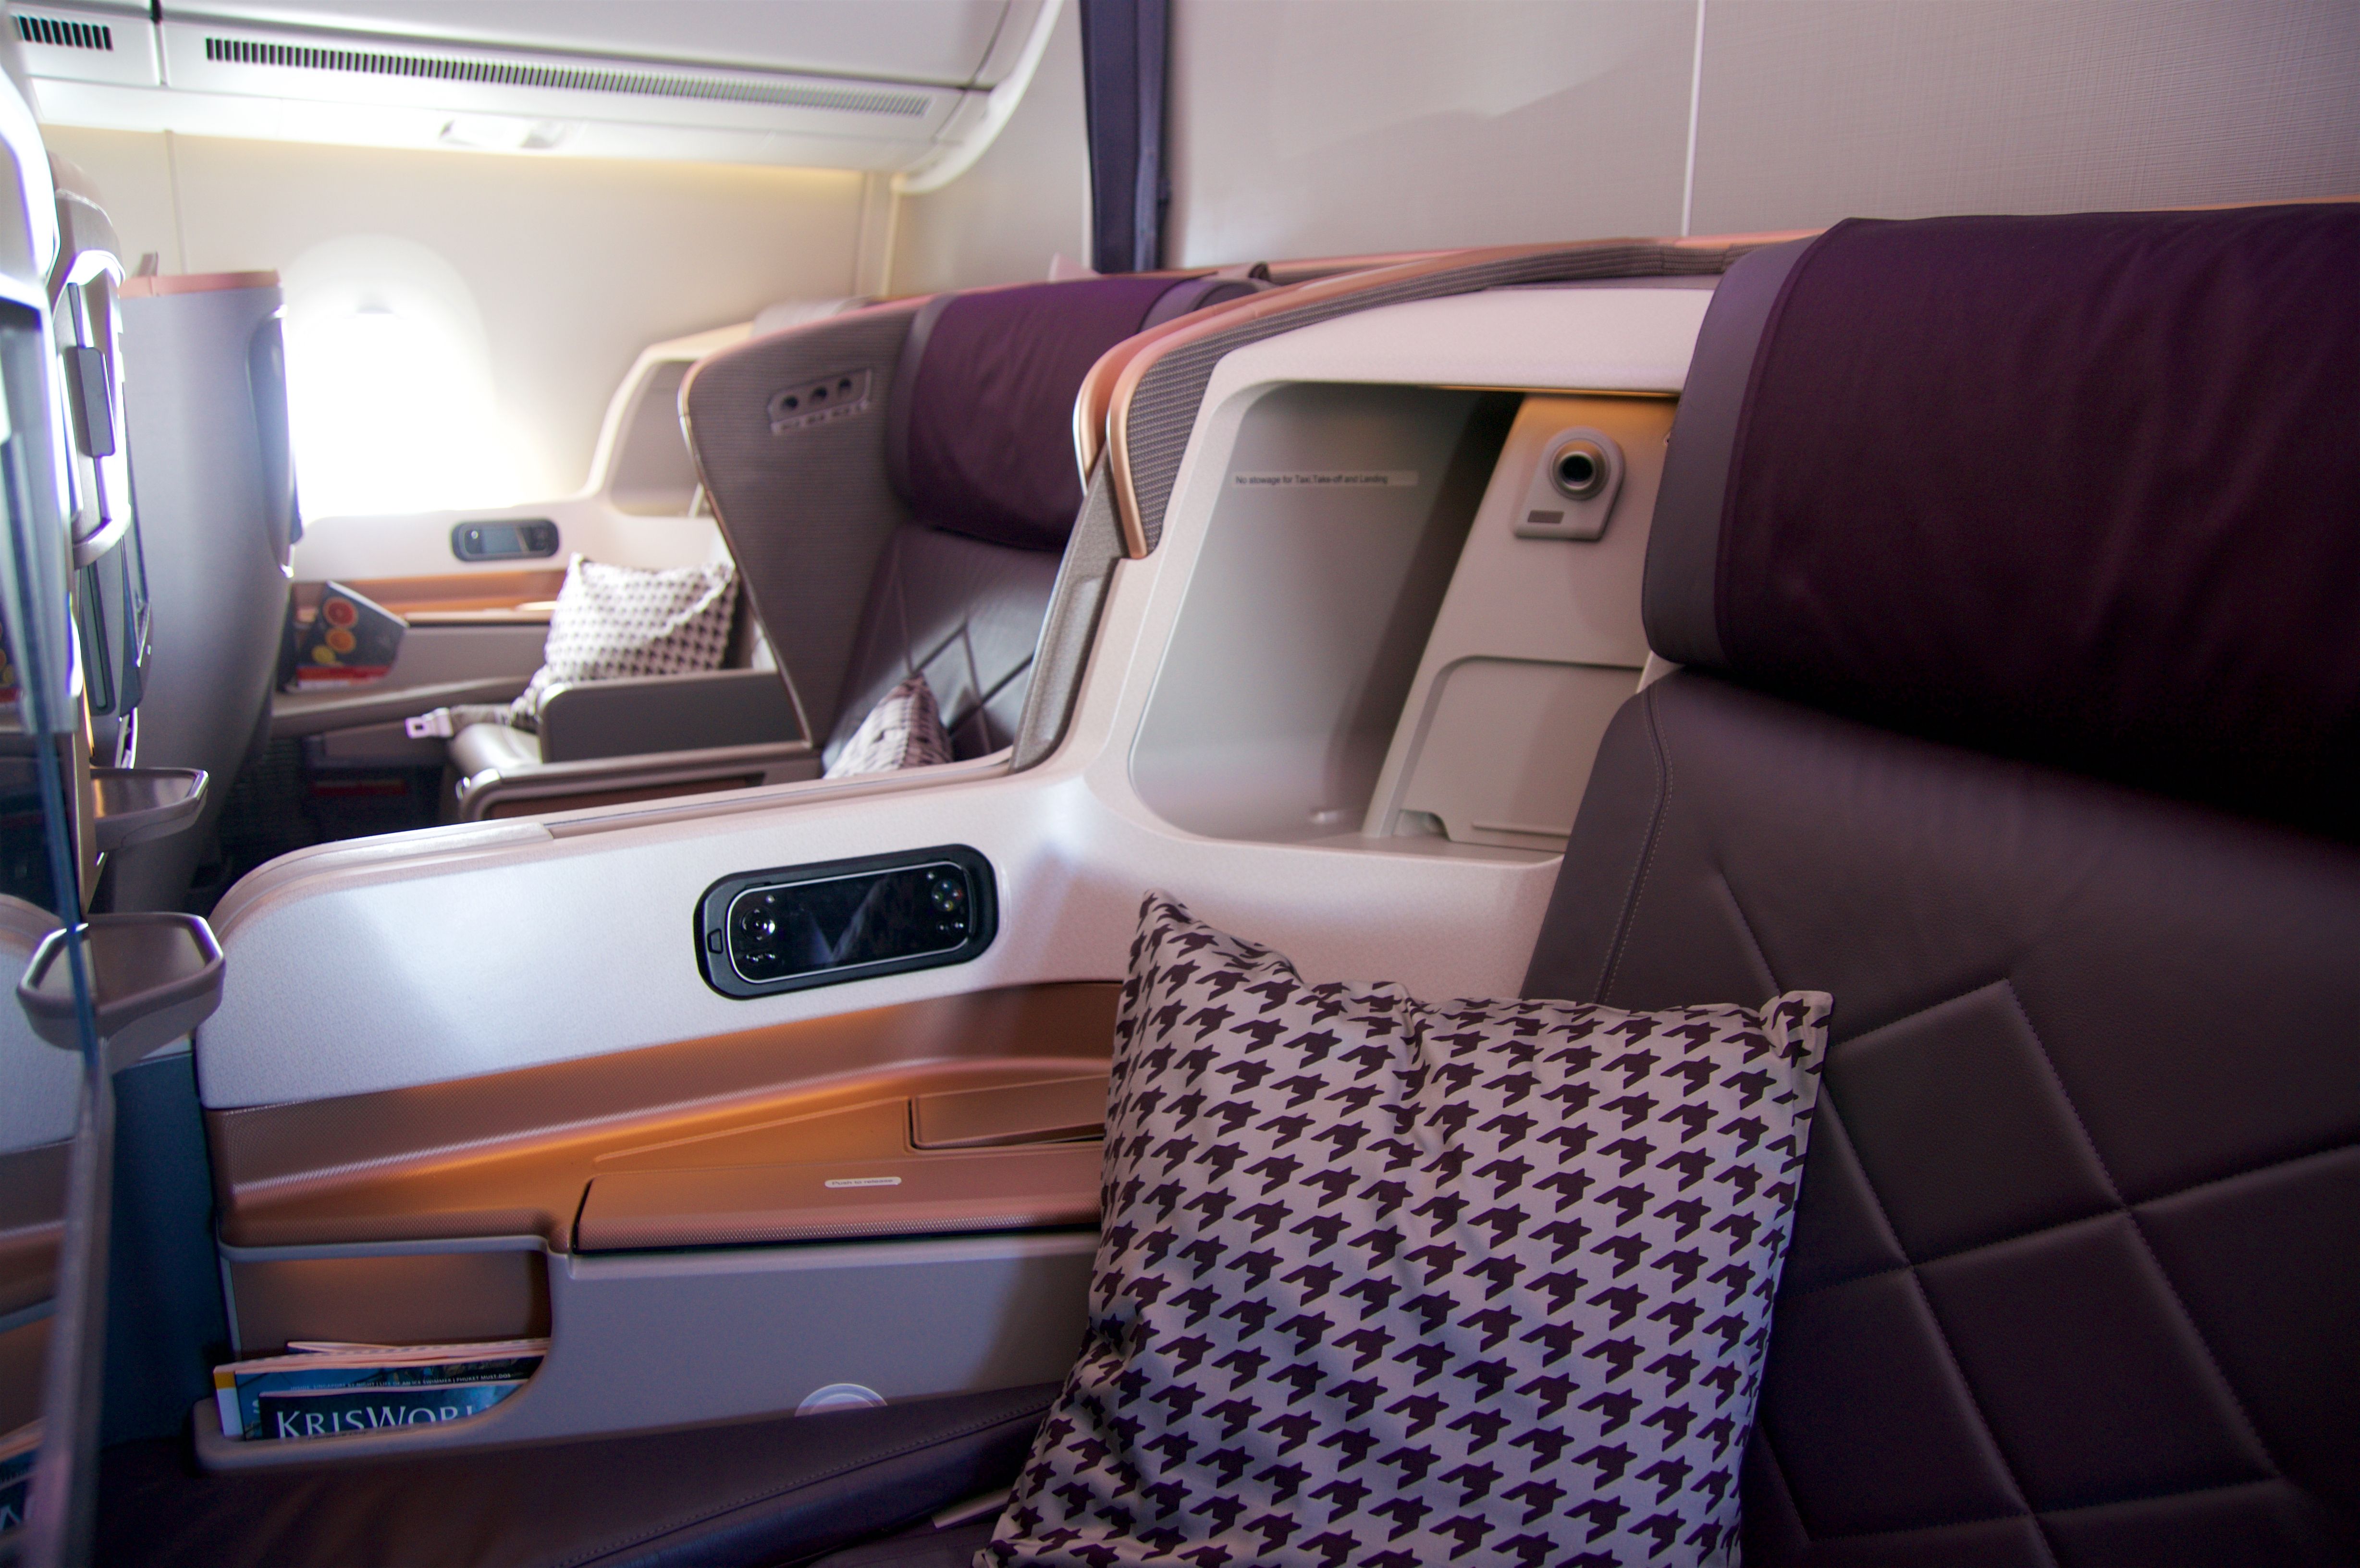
<box><xmin>1162</xmin><ymin>0</ymin><xmax>2360</xmax><ymax>266</ymax></box>
<box><xmin>1167</xmin><ymin>0</ymin><xmax>1695</xmax><ymax>265</ymax></box>
<box><xmin>888</xmin><ymin>0</ymin><xmax>1092</xmax><ymax>295</ymax></box>
<box><xmin>37</xmin><ymin>124</ymin><xmax>868</xmax><ymax>502</ymax></box>
<box><xmin>1688</xmin><ymin>0</ymin><xmax>2360</xmax><ymax>235</ymax></box>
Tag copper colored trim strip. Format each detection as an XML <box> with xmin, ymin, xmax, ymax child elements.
<box><xmin>295</xmin><ymin>571</ymin><xmax>567</xmax><ymax>621</ymax></box>
<box><xmin>1260</xmin><ymin>249</ymin><xmax>1455</xmax><ymax>283</ymax></box>
<box><xmin>210</xmin><ymin>982</ymin><xmax>1120</xmax><ymax>1252</ymax></box>
<box><xmin>912</xmin><ymin>1071</ymin><xmax>1107</xmax><ymax>1149</ymax></box>
<box><xmin>1073</xmin><ymin>276</ymin><xmax>1318</xmax><ymax>480</ymax></box>
<box><xmin>119</xmin><ymin>270</ymin><xmax>280</xmax><ymax>297</ymax></box>
<box><xmin>1102</xmin><ymin>232</ymin><xmax>1820</xmax><ymax>558</ymax></box>
<box><xmin>479</xmin><ymin>775</ymin><xmax>765</xmax><ymax>819</ymax></box>
<box><xmin>575</xmin><ymin>1142</ymin><xmax>1103</xmax><ymax>1252</ymax></box>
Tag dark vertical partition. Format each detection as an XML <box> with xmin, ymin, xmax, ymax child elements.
<box><xmin>1078</xmin><ymin>0</ymin><xmax>1168</xmax><ymax>273</ymax></box>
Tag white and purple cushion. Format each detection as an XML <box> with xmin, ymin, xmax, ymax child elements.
<box><xmin>508</xmin><ymin>556</ymin><xmax>737</xmax><ymax>729</ymax></box>
<box><xmin>990</xmin><ymin>894</ymin><xmax>1831</xmax><ymax>1567</ymax></box>
<box><xmin>824</xmin><ymin>674</ymin><xmax>953</xmax><ymax>778</ymax></box>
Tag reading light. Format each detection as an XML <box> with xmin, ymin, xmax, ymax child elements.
<box><xmin>437</xmin><ymin>115</ymin><xmax>575</xmax><ymax>152</ymax></box>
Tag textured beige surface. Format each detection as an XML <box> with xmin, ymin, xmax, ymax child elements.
<box><xmin>1160</xmin><ymin>0</ymin><xmax>2360</xmax><ymax>266</ymax></box>
<box><xmin>1169</xmin><ymin>0</ymin><xmax>1695</xmax><ymax>264</ymax></box>
<box><xmin>1690</xmin><ymin>0</ymin><xmax>2360</xmax><ymax>233</ymax></box>
<box><xmin>889</xmin><ymin>0</ymin><xmax>1091</xmax><ymax>294</ymax></box>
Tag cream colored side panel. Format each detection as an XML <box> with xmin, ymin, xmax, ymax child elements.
<box><xmin>198</xmin><ymin>286</ymin><xmax>1709</xmax><ymax>1110</ymax></box>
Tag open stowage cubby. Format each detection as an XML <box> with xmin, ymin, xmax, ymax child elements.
<box><xmin>1131</xmin><ymin>382</ymin><xmax>1670</xmax><ymax>856</ymax></box>
<box><xmin>1131</xmin><ymin>383</ymin><xmax>1518</xmax><ymax>845</ymax></box>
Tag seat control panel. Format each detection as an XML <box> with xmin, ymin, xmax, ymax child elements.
<box><xmin>693</xmin><ymin>845</ymin><xmax>997</xmax><ymax>998</ymax></box>
<box><xmin>451</xmin><ymin>518</ymin><xmax>560</xmax><ymax>562</ymax></box>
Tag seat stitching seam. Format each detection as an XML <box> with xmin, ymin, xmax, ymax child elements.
<box><xmin>1897</xmin><ymin>1266</ymin><xmax>2059</xmax><ymax>1563</ymax></box>
<box><xmin>1997</xmin><ymin>981</ymin><xmax>2286</xmax><ymax>1482</ymax></box>
<box><xmin>1711</xmin><ymin>869</ymin><xmax>1785</xmax><ymax>993</ymax></box>
<box><xmin>1811</xmin><ymin>1081</ymin><xmax>2050</xmax><ymax>1543</ymax></box>
<box><xmin>1798</xmin><ymin>1473</ymin><xmax>2301</xmax><ymax>1544</ymax></box>
<box><xmin>1777</xmin><ymin>1134</ymin><xmax>2360</xmax><ymax>1299</ymax></box>
<box><xmin>1597</xmin><ymin>686</ymin><xmax>1672</xmax><ymax>1005</ymax></box>
<box><xmin>550</xmin><ymin>1400</ymin><xmax>1051</xmax><ymax>1568</ymax></box>
<box><xmin>1782</xmin><ymin>1507</ymin><xmax>2037</xmax><ymax>1546</ymax></box>
<box><xmin>2035</xmin><ymin>1473</ymin><xmax>2313</xmax><ymax>1521</ymax></box>
<box><xmin>1786</xmin><ymin>1096</ymin><xmax>1907</xmax><ymax>1288</ymax></box>
<box><xmin>890</xmin><ymin>547</ymin><xmax>914</xmax><ymax>681</ymax></box>
<box><xmin>1751</xmin><ymin>1416</ymin><xmax>1813</xmax><ymax>1546</ymax></box>
<box><xmin>972</xmin><ymin>653</ymin><xmax>1036</xmax><ymax>708</ymax></box>
<box><xmin>1823</xmin><ymin>974</ymin><xmax>2011</xmax><ymax>1049</ymax></box>
<box><xmin>957</xmin><ymin>620</ymin><xmax>982</xmax><ymax>727</ymax></box>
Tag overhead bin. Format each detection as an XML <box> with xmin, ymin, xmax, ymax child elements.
<box><xmin>14</xmin><ymin>0</ymin><xmax>1055</xmax><ymax>172</ymax></box>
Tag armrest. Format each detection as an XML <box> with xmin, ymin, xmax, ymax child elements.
<box><xmin>536</xmin><ymin>668</ymin><xmax>803</xmax><ymax>763</ymax></box>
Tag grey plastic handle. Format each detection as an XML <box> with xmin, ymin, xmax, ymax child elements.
<box><xmin>18</xmin><ymin>912</ymin><xmax>224</xmax><ymax>1069</ymax></box>
<box><xmin>89</xmin><ymin>766</ymin><xmax>207</xmax><ymax>852</ymax></box>
<box><xmin>248</xmin><ymin>313</ymin><xmax>300</xmax><ymax>558</ymax></box>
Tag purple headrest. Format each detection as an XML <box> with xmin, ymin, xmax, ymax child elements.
<box><xmin>888</xmin><ymin>274</ymin><xmax>1195</xmax><ymax>551</ymax></box>
<box><xmin>1646</xmin><ymin>205</ymin><xmax>2360</xmax><ymax>829</ymax></box>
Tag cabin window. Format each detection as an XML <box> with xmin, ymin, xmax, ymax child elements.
<box><xmin>281</xmin><ymin>235</ymin><xmax>519</xmax><ymax>520</ymax></box>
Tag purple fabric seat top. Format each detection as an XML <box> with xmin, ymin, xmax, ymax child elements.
<box><xmin>885</xmin><ymin>273</ymin><xmax>1259</xmax><ymax>552</ymax></box>
<box><xmin>1644</xmin><ymin>204</ymin><xmax>2360</xmax><ymax>836</ymax></box>
<box><xmin>829</xmin><ymin>272</ymin><xmax>1260</xmax><ymax>763</ymax></box>
<box><xmin>1530</xmin><ymin>204</ymin><xmax>2360</xmax><ymax>1566</ymax></box>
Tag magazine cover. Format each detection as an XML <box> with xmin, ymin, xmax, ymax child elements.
<box><xmin>214</xmin><ymin>1340</ymin><xmax>547</xmax><ymax>1442</ymax></box>
<box><xmin>287</xmin><ymin>582</ymin><xmax>406</xmax><ymax>687</ymax></box>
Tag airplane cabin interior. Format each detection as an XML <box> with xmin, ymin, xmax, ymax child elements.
<box><xmin>0</xmin><ymin>3</ymin><xmax>2353</xmax><ymax>1566</ymax></box>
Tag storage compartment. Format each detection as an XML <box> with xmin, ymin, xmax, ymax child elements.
<box><xmin>576</xmin><ymin>1144</ymin><xmax>1101</xmax><ymax>1251</ymax></box>
<box><xmin>225</xmin><ymin>1248</ymin><xmax>550</xmax><ymax>1358</ymax></box>
<box><xmin>1131</xmin><ymin>384</ymin><xmax>1518</xmax><ymax>845</ymax></box>
<box><xmin>1363</xmin><ymin>392</ymin><xmax>1672</xmax><ymax>851</ymax></box>
<box><xmin>1393</xmin><ymin>658</ymin><xmax>1640</xmax><ymax>848</ymax></box>
<box><xmin>196</xmin><ymin>1231</ymin><xmax>1097</xmax><ymax>1469</ymax></box>
<box><xmin>25</xmin><ymin>0</ymin><xmax>1043</xmax><ymax>171</ymax></box>
<box><xmin>912</xmin><ymin>1073</ymin><xmax>1106</xmax><ymax>1149</ymax></box>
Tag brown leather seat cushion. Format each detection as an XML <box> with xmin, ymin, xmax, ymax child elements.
<box><xmin>1527</xmin><ymin>674</ymin><xmax>2359</xmax><ymax>1564</ymax></box>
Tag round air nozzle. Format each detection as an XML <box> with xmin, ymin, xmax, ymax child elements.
<box><xmin>1550</xmin><ymin>438</ymin><xmax>1610</xmax><ymax>501</ymax></box>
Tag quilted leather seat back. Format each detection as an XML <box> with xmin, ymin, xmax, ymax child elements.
<box><xmin>824</xmin><ymin>522</ymin><xmax>1061</xmax><ymax>765</ymax></box>
<box><xmin>1529</xmin><ymin>676</ymin><xmax>2359</xmax><ymax>1563</ymax></box>
<box><xmin>825</xmin><ymin>275</ymin><xmax>1259</xmax><ymax>766</ymax></box>
<box><xmin>1526</xmin><ymin>206</ymin><xmax>2360</xmax><ymax>1564</ymax></box>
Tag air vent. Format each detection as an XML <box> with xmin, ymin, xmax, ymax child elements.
<box><xmin>201</xmin><ymin>36</ymin><xmax>930</xmax><ymax>117</ymax></box>
<box><xmin>16</xmin><ymin>14</ymin><xmax>114</xmax><ymax>51</ymax></box>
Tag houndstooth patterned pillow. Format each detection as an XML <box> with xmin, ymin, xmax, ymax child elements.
<box><xmin>988</xmin><ymin>894</ymin><xmax>1831</xmax><ymax>1568</ymax></box>
<box><xmin>824</xmin><ymin>674</ymin><xmax>954</xmax><ymax>777</ymax></box>
<box><xmin>508</xmin><ymin>556</ymin><xmax>737</xmax><ymax>729</ymax></box>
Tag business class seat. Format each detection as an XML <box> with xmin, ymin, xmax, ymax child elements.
<box><xmin>90</xmin><ymin>210</ymin><xmax>2356</xmax><ymax>1566</ymax></box>
<box><xmin>798</xmin><ymin>206</ymin><xmax>2360</xmax><ymax>1568</ymax></box>
<box><xmin>1542</xmin><ymin>206</ymin><xmax>2360</xmax><ymax>1564</ymax></box>
<box><xmin>87</xmin><ymin>273</ymin><xmax>1268</xmax><ymax>1568</ymax></box>
<box><xmin>684</xmin><ymin>271</ymin><xmax>1265</xmax><ymax>772</ymax></box>
<box><xmin>433</xmin><ymin>297</ymin><xmax>873</xmax><ymax>822</ymax></box>
<box><xmin>442</xmin><ymin>587</ymin><xmax>812</xmax><ymax>820</ymax></box>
